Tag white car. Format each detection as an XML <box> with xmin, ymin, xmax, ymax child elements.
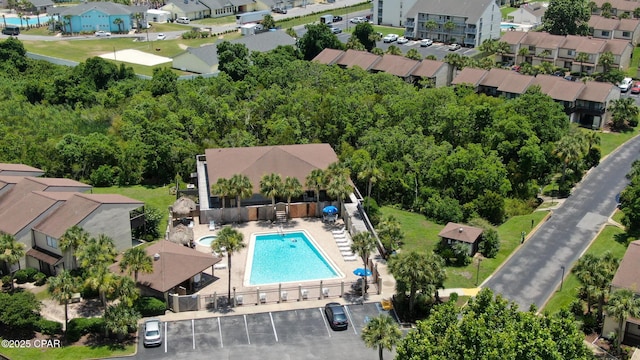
<box><xmin>420</xmin><ymin>39</ymin><xmax>433</xmax><ymax>47</ymax></box>
<box><xmin>397</xmin><ymin>36</ymin><xmax>409</xmax><ymax>44</ymax></box>
<box><xmin>349</xmin><ymin>17</ymin><xmax>365</xmax><ymax>24</ymax></box>
<box><xmin>383</xmin><ymin>34</ymin><xmax>398</xmax><ymax>43</ymax></box>
<box><xmin>157</xmin><ymin>33</ymin><xmax>166</xmax><ymax>40</ymax></box>
<box><xmin>95</xmin><ymin>30</ymin><xmax>111</xmax><ymax>37</ymax></box>
<box><xmin>143</xmin><ymin>319</ymin><xmax>162</xmax><ymax>347</ymax></box>
<box><xmin>449</xmin><ymin>43</ymin><xmax>461</xmax><ymax>51</ymax></box>
<box><xmin>619</xmin><ymin>77</ymin><xmax>633</xmax><ymax>92</ymax></box>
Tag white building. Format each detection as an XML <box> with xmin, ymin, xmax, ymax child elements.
<box><xmin>402</xmin><ymin>0</ymin><xmax>501</xmax><ymax>47</ymax></box>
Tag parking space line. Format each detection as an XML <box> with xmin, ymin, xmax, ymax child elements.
<box><xmin>244</xmin><ymin>314</ymin><xmax>251</xmax><ymax>344</ymax></box>
<box><xmin>269</xmin><ymin>312</ymin><xmax>279</xmax><ymax>342</ymax></box>
<box><xmin>164</xmin><ymin>321</ymin><xmax>167</xmax><ymax>353</ymax></box>
<box><xmin>192</xmin><ymin>319</ymin><xmax>195</xmax><ymax>349</ymax></box>
<box><xmin>218</xmin><ymin>317</ymin><xmax>223</xmax><ymax>348</ymax></box>
<box><xmin>320</xmin><ymin>307</ymin><xmax>332</xmax><ymax>337</ymax></box>
<box><xmin>344</xmin><ymin>306</ymin><xmax>358</xmax><ymax>335</ymax></box>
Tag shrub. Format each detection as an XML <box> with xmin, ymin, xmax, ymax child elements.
<box><xmin>134</xmin><ymin>296</ymin><xmax>166</xmax><ymax>317</ymax></box>
<box><xmin>1</xmin><ymin>275</ymin><xmax>11</xmax><ymax>288</ymax></box>
<box><xmin>36</xmin><ymin>318</ymin><xmax>63</xmax><ymax>335</ymax></box>
<box><xmin>14</xmin><ymin>269</ymin><xmax>29</xmax><ymax>284</ymax></box>
<box><xmin>34</xmin><ymin>272</ymin><xmax>47</xmax><ymax>286</ymax></box>
<box><xmin>67</xmin><ymin>317</ymin><xmax>105</xmax><ymax>343</ymax></box>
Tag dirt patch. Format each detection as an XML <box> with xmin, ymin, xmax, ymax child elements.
<box><xmin>451</xmin><ymin>270</ymin><xmax>472</xmax><ymax>279</ymax></box>
<box><xmin>178</xmin><ymin>43</ymin><xmax>189</xmax><ymax>50</ymax></box>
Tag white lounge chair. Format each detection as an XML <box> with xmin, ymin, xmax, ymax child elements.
<box><xmin>332</xmin><ymin>229</ymin><xmax>345</xmax><ymax>235</ymax></box>
<box><xmin>214</xmin><ymin>263</ymin><xmax>227</xmax><ymax>270</ymax></box>
<box><xmin>281</xmin><ymin>291</ymin><xmax>288</xmax><ymax>301</ymax></box>
<box><xmin>334</xmin><ymin>233</ymin><xmax>347</xmax><ymax>238</ymax></box>
<box><xmin>335</xmin><ymin>238</ymin><xmax>350</xmax><ymax>244</ymax></box>
<box><xmin>343</xmin><ymin>255</ymin><xmax>358</xmax><ymax>261</ymax></box>
<box><xmin>322</xmin><ymin>288</ymin><xmax>330</xmax><ymax>297</ymax></box>
<box><xmin>341</xmin><ymin>250</ymin><xmax>354</xmax><ymax>256</ymax></box>
<box><xmin>338</xmin><ymin>244</ymin><xmax>353</xmax><ymax>251</ymax></box>
<box><xmin>301</xmin><ymin>289</ymin><xmax>309</xmax><ymax>300</ymax></box>
<box><xmin>209</xmin><ymin>220</ymin><xmax>216</xmax><ymax>231</ymax></box>
<box><xmin>259</xmin><ymin>293</ymin><xmax>267</xmax><ymax>304</ymax></box>
<box><xmin>236</xmin><ymin>295</ymin><xmax>243</xmax><ymax>305</ymax></box>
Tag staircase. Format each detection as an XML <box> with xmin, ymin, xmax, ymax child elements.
<box><xmin>275</xmin><ymin>211</ymin><xmax>287</xmax><ymax>223</ymax></box>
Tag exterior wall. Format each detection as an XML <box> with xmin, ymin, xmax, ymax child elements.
<box><xmin>508</xmin><ymin>9</ymin><xmax>540</xmax><ymax>25</ymax></box>
<box><xmin>592</xmin><ymin>28</ymin><xmax>614</xmax><ymax>40</ymax></box>
<box><xmin>477</xmin><ymin>2</ymin><xmax>501</xmax><ymax>46</ymax></box>
<box><xmin>79</xmin><ymin>203</ymin><xmax>136</xmax><ymax>252</ymax></box>
<box><xmin>161</xmin><ymin>3</ymin><xmax>206</xmax><ymax>20</ymax></box>
<box><xmin>68</xmin><ymin>9</ymin><xmax>132</xmax><ymax>33</ymax></box>
<box><xmin>173</xmin><ymin>53</ymin><xmax>216</xmax><ymax>74</ymax></box>
<box><xmin>374</xmin><ymin>0</ymin><xmax>418</xmax><ymax>26</ymax></box>
<box><xmin>0</xmin><ymin>170</ymin><xmax>44</xmax><ymax>177</ymax></box>
<box><xmin>433</xmin><ymin>64</ymin><xmax>449</xmax><ymax>87</ymax></box>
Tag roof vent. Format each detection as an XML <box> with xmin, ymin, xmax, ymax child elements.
<box><xmin>153</xmin><ymin>253</ymin><xmax>160</xmax><ymax>261</ymax></box>
<box><xmin>459</xmin><ymin>228</ymin><xmax>463</xmax><ymax>233</ymax></box>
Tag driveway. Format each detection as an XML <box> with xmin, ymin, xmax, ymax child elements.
<box><xmin>484</xmin><ymin>134</ymin><xmax>640</xmax><ymax>310</ymax></box>
<box><xmin>124</xmin><ymin>302</ymin><xmax>398</xmax><ymax>360</ymax></box>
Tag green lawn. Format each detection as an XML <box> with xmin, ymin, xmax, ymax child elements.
<box><xmin>543</xmin><ymin>225</ymin><xmax>629</xmax><ymax>314</ymax></box>
<box><xmin>0</xmin><ymin>341</ymin><xmax>135</xmax><ymax>360</ymax></box>
<box><xmin>276</xmin><ymin>2</ymin><xmax>372</xmax><ymax>29</ymax></box>
<box><xmin>91</xmin><ymin>185</ymin><xmax>176</xmax><ymax>239</ymax></box>
<box><xmin>626</xmin><ymin>46</ymin><xmax>640</xmax><ymax>78</ymax></box>
<box><xmin>600</xmin><ymin>129</ymin><xmax>639</xmax><ymax>158</ymax></box>
<box><xmin>612</xmin><ymin>209</ymin><xmax>625</xmax><ymax>225</ymax></box>
<box><xmin>500</xmin><ymin>6</ymin><xmax>514</xmax><ymax>20</ymax></box>
<box><xmin>379</xmin><ymin>206</ymin><xmax>549</xmax><ymax>288</ymax></box>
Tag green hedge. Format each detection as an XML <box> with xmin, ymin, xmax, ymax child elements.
<box><xmin>34</xmin><ymin>272</ymin><xmax>47</xmax><ymax>286</ymax></box>
<box><xmin>36</xmin><ymin>318</ymin><xmax>63</xmax><ymax>335</ymax></box>
<box><xmin>66</xmin><ymin>317</ymin><xmax>105</xmax><ymax>343</ymax></box>
<box><xmin>14</xmin><ymin>268</ymin><xmax>39</xmax><ymax>284</ymax></box>
<box><xmin>134</xmin><ymin>296</ymin><xmax>166</xmax><ymax>317</ymax></box>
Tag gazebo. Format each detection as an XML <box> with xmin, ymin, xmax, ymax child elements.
<box><xmin>171</xmin><ymin>196</ymin><xmax>196</xmax><ymax>226</ymax></box>
<box><xmin>168</xmin><ymin>223</ymin><xmax>194</xmax><ymax>247</ymax></box>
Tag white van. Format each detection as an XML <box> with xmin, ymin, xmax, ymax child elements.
<box><xmin>176</xmin><ymin>17</ymin><xmax>190</xmax><ymax>24</ymax></box>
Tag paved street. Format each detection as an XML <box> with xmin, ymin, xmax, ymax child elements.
<box><xmin>120</xmin><ymin>302</ymin><xmax>398</xmax><ymax>360</ymax></box>
<box><xmin>485</xmin><ymin>134</ymin><xmax>640</xmax><ymax>310</ymax></box>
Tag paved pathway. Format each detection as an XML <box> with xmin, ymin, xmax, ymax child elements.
<box><xmin>484</xmin><ymin>135</ymin><xmax>640</xmax><ymax>310</ymax></box>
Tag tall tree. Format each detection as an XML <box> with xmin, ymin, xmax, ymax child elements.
<box><xmin>229</xmin><ymin>173</ymin><xmax>253</xmax><ymax>210</ymax></box>
<box><xmin>361</xmin><ymin>314</ymin><xmax>402</xmax><ymax>360</ymax></box>
<box><xmin>609</xmin><ymin>97</ymin><xmax>640</xmax><ymax>130</ymax></box>
<box><xmin>405</xmin><ymin>48</ymin><xmax>422</xmax><ymax>61</ymax></box>
<box><xmin>104</xmin><ymin>302</ymin><xmax>140</xmax><ymax>340</ymax></box>
<box><xmin>0</xmin><ymin>233</ymin><xmax>25</xmax><ymax>292</ymax></box>
<box><xmin>352</xmin><ymin>22</ymin><xmax>376</xmax><ymax>51</ymax></box>
<box><xmin>385</xmin><ymin>45</ymin><xmax>402</xmax><ymax>55</ymax></box>
<box><xmin>326</xmin><ymin>170</ymin><xmax>352</xmax><ymax>218</ymax></box>
<box><xmin>76</xmin><ymin>234</ymin><xmax>117</xmax><ymax>269</ymax></box>
<box><xmin>211</xmin><ymin>226</ymin><xmax>245</xmax><ymax>301</ymax></box>
<box><xmin>443</xmin><ymin>20</ymin><xmax>455</xmax><ymax>42</ymax></box>
<box><xmin>113</xmin><ymin>17</ymin><xmax>123</xmax><ymax>33</ymax></box>
<box><xmin>306</xmin><ymin>168</ymin><xmax>326</xmax><ymax>217</ymax></box>
<box><xmin>217</xmin><ymin>41</ymin><xmax>250</xmax><ymax>81</ymax></box>
<box><xmin>376</xmin><ymin>215</ymin><xmax>404</xmax><ymax>253</ymax></box>
<box><xmin>388</xmin><ymin>251</ymin><xmax>446</xmax><ymax>316</ymax></box>
<box><xmin>119</xmin><ymin>246</ymin><xmax>153</xmax><ymax>283</ymax></box>
<box><xmin>47</xmin><ymin>270</ymin><xmax>76</xmax><ymax>336</ymax></box>
<box><xmin>607</xmin><ymin>288</ymin><xmax>640</xmax><ymax>350</ymax></box>
<box><xmin>212</xmin><ymin>177</ymin><xmax>232</xmax><ymax>209</ymax></box>
<box><xmin>297</xmin><ymin>23</ymin><xmax>344</xmax><ymax>60</ymax></box>
<box><xmin>59</xmin><ymin>225</ymin><xmax>89</xmax><ymax>270</ymax></box>
<box><xmin>424</xmin><ymin>20</ymin><xmax>437</xmax><ymax>40</ymax></box>
<box><xmin>282</xmin><ymin>176</ymin><xmax>303</xmax><ymax>217</ymax></box>
<box><xmin>260</xmin><ymin>173</ymin><xmax>283</xmax><ymax>220</ymax></box>
<box><xmin>575</xmin><ymin>52</ymin><xmax>589</xmax><ymax>74</ymax></box>
<box><xmin>351</xmin><ymin>231</ymin><xmax>377</xmax><ymax>294</ymax></box>
<box><xmin>357</xmin><ymin>159</ymin><xmax>384</xmax><ymax>214</ymax></box>
<box><xmin>543</xmin><ymin>0</ymin><xmax>591</xmax><ymax>35</ymax></box>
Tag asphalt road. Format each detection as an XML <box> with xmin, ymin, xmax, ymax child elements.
<box><xmin>117</xmin><ymin>302</ymin><xmax>399</xmax><ymax>360</ymax></box>
<box><xmin>484</xmin><ymin>134</ymin><xmax>640</xmax><ymax>310</ymax></box>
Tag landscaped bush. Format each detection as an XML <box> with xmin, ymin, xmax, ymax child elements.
<box><xmin>14</xmin><ymin>269</ymin><xmax>30</xmax><ymax>284</ymax></box>
<box><xmin>24</xmin><ymin>268</ymin><xmax>39</xmax><ymax>282</ymax></box>
<box><xmin>67</xmin><ymin>317</ymin><xmax>105</xmax><ymax>343</ymax></box>
<box><xmin>34</xmin><ymin>272</ymin><xmax>47</xmax><ymax>286</ymax></box>
<box><xmin>1</xmin><ymin>275</ymin><xmax>11</xmax><ymax>288</ymax></box>
<box><xmin>36</xmin><ymin>318</ymin><xmax>63</xmax><ymax>335</ymax></box>
<box><xmin>134</xmin><ymin>296</ymin><xmax>166</xmax><ymax>317</ymax></box>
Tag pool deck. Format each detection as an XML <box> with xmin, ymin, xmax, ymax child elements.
<box><xmin>160</xmin><ymin>217</ymin><xmax>396</xmax><ymax>322</ymax></box>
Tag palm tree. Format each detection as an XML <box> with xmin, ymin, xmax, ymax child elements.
<box><xmin>517</xmin><ymin>47</ymin><xmax>530</xmax><ymax>64</ymax></box>
<box><xmin>63</xmin><ymin>15</ymin><xmax>72</xmax><ymax>34</ymax></box>
<box><xmin>376</xmin><ymin>215</ymin><xmax>404</xmax><ymax>253</ymax></box>
<box><xmin>385</xmin><ymin>45</ymin><xmax>402</xmax><ymax>56</ymax></box>
<box><xmin>326</xmin><ymin>172</ymin><xmax>352</xmax><ymax>218</ymax></box>
<box><xmin>443</xmin><ymin>20</ymin><xmax>455</xmax><ymax>43</ymax></box>
<box><xmin>607</xmin><ymin>288</ymin><xmax>640</xmax><ymax>349</ymax></box>
<box><xmin>351</xmin><ymin>232</ymin><xmax>377</xmax><ymax>295</ymax></box>
<box><xmin>306</xmin><ymin>168</ymin><xmax>326</xmax><ymax>217</ymax></box>
<box><xmin>260</xmin><ymin>173</ymin><xmax>283</xmax><ymax>220</ymax></box>
<box><xmin>495</xmin><ymin>41</ymin><xmax>511</xmax><ymax>57</ymax></box>
<box><xmin>424</xmin><ymin>20</ymin><xmax>437</xmax><ymax>40</ymax></box>
<box><xmin>634</xmin><ymin>7</ymin><xmax>640</xmax><ymax>19</ymax></box>
<box><xmin>113</xmin><ymin>17</ymin><xmax>124</xmax><ymax>33</ymax></box>
<box><xmin>2</xmin><ymin>15</ymin><xmax>5</xmax><ymax>29</ymax></box>
<box><xmin>573</xmin><ymin>253</ymin><xmax>598</xmax><ymax>314</ymax></box>
<box><xmin>575</xmin><ymin>52</ymin><xmax>590</xmax><ymax>75</ymax></box>
<box><xmin>104</xmin><ymin>303</ymin><xmax>140</xmax><ymax>340</ymax></box>
<box><xmin>119</xmin><ymin>246</ymin><xmax>153</xmax><ymax>283</ymax></box>
<box><xmin>85</xmin><ymin>264</ymin><xmax>116</xmax><ymax>307</ymax></box>
<box><xmin>59</xmin><ymin>225</ymin><xmax>90</xmax><ymax>270</ymax></box>
<box><xmin>76</xmin><ymin>234</ymin><xmax>117</xmax><ymax>269</ymax></box>
<box><xmin>361</xmin><ymin>314</ymin><xmax>402</xmax><ymax>360</ymax></box>
<box><xmin>282</xmin><ymin>176</ymin><xmax>303</xmax><ymax>217</ymax></box>
<box><xmin>405</xmin><ymin>48</ymin><xmax>422</xmax><ymax>60</ymax></box>
<box><xmin>388</xmin><ymin>251</ymin><xmax>446</xmax><ymax>316</ymax></box>
<box><xmin>444</xmin><ymin>52</ymin><xmax>466</xmax><ymax>82</ymax></box>
<box><xmin>601</xmin><ymin>2</ymin><xmax>613</xmax><ymax>18</ymax></box>
<box><xmin>47</xmin><ymin>270</ymin><xmax>76</xmax><ymax>335</ymax></box>
<box><xmin>357</xmin><ymin>159</ymin><xmax>383</xmax><ymax>214</ymax></box>
<box><xmin>553</xmin><ymin>133</ymin><xmax>583</xmax><ymax>184</ymax></box>
<box><xmin>212</xmin><ymin>177</ymin><xmax>232</xmax><ymax>209</ymax></box>
<box><xmin>609</xmin><ymin>97</ymin><xmax>640</xmax><ymax>130</ymax></box>
<box><xmin>597</xmin><ymin>51</ymin><xmax>615</xmax><ymax>73</ymax></box>
<box><xmin>112</xmin><ymin>275</ymin><xmax>139</xmax><ymax>307</ymax></box>
<box><xmin>478</xmin><ymin>39</ymin><xmax>496</xmax><ymax>54</ymax></box>
<box><xmin>229</xmin><ymin>174</ymin><xmax>253</xmax><ymax>221</ymax></box>
<box><xmin>594</xmin><ymin>252</ymin><xmax>620</xmax><ymax>324</ymax></box>
<box><xmin>211</xmin><ymin>226</ymin><xmax>246</xmax><ymax>302</ymax></box>
<box><xmin>0</xmin><ymin>233</ymin><xmax>25</xmax><ymax>291</ymax></box>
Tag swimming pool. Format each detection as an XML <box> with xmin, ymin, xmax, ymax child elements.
<box><xmin>196</xmin><ymin>235</ymin><xmax>217</xmax><ymax>247</ymax></box>
<box><xmin>3</xmin><ymin>15</ymin><xmax>57</xmax><ymax>27</ymax></box>
<box><xmin>245</xmin><ymin>230</ymin><xmax>343</xmax><ymax>286</ymax></box>
<box><xmin>500</xmin><ymin>22</ymin><xmax>520</xmax><ymax>30</ymax></box>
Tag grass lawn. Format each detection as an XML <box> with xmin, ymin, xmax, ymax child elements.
<box><xmin>543</xmin><ymin>225</ymin><xmax>629</xmax><ymax>314</ymax></box>
<box><xmin>0</xmin><ymin>341</ymin><xmax>135</xmax><ymax>360</ymax></box>
<box><xmin>379</xmin><ymin>206</ymin><xmax>549</xmax><ymax>288</ymax></box>
<box><xmin>276</xmin><ymin>2</ymin><xmax>372</xmax><ymax>29</ymax></box>
<box><xmin>600</xmin><ymin>129</ymin><xmax>639</xmax><ymax>158</ymax></box>
<box><xmin>627</xmin><ymin>46</ymin><xmax>640</xmax><ymax>78</ymax></box>
<box><xmin>500</xmin><ymin>6</ymin><xmax>514</xmax><ymax>20</ymax></box>
<box><xmin>91</xmin><ymin>185</ymin><xmax>175</xmax><ymax>239</ymax></box>
<box><xmin>612</xmin><ymin>209</ymin><xmax>625</xmax><ymax>225</ymax></box>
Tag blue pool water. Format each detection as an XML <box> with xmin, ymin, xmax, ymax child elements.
<box><xmin>4</xmin><ymin>15</ymin><xmax>56</xmax><ymax>26</ymax></box>
<box><xmin>197</xmin><ymin>235</ymin><xmax>217</xmax><ymax>247</ymax></box>
<box><xmin>501</xmin><ymin>23</ymin><xmax>519</xmax><ymax>30</ymax></box>
<box><xmin>247</xmin><ymin>231</ymin><xmax>341</xmax><ymax>286</ymax></box>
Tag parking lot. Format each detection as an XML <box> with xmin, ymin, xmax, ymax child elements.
<box><xmin>133</xmin><ymin>302</ymin><xmax>399</xmax><ymax>360</ymax></box>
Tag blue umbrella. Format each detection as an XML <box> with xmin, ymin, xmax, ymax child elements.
<box><xmin>353</xmin><ymin>268</ymin><xmax>372</xmax><ymax>277</ymax></box>
<box><xmin>323</xmin><ymin>205</ymin><xmax>338</xmax><ymax>214</ymax></box>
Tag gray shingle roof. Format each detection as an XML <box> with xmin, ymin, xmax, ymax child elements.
<box><xmin>406</xmin><ymin>0</ymin><xmax>495</xmax><ymax>24</ymax></box>
<box><xmin>58</xmin><ymin>2</ymin><xmax>134</xmax><ymax>16</ymax></box>
<box><xmin>164</xmin><ymin>0</ymin><xmax>209</xmax><ymax>13</ymax></box>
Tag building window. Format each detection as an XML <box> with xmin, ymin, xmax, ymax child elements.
<box><xmin>602</xmin><ymin>30</ymin><xmax>610</xmax><ymax>37</ymax></box>
<box><xmin>567</xmin><ymin>49</ymin><xmax>574</xmax><ymax>56</ymax></box>
<box><xmin>46</xmin><ymin>236</ymin><xmax>58</xmax><ymax>249</ymax></box>
<box><xmin>623</xmin><ymin>31</ymin><xmax>630</xmax><ymax>37</ymax></box>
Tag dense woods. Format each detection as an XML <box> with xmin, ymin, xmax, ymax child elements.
<box><xmin>0</xmin><ymin>37</ymin><xmax>595</xmax><ymax>225</ymax></box>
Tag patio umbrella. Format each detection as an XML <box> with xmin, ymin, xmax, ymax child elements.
<box><xmin>168</xmin><ymin>224</ymin><xmax>193</xmax><ymax>246</ymax></box>
<box><xmin>323</xmin><ymin>205</ymin><xmax>338</xmax><ymax>214</ymax></box>
<box><xmin>353</xmin><ymin>268</ymin><xmax>372</xmax><ymax>277</ymax></box>
<box><xmin>172</xmin><ymin>196</ymin><xmax>196</xmax><ymax>218</ymax></box>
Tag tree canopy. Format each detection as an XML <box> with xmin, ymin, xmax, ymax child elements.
<box><xmin>543</xmin><ymin>0</ymin><xmax>591</xmax><ymax>35</ymax></box>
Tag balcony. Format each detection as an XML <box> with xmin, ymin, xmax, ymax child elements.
<box><xmin>575</xmin><ymin>102</ymin><xmax>605</xmax><ymax>113</ymax></box>
<box><xmin>465</xmin><ymin>27</ymin><xmax>476</xmax><ymax>35</ymax></box>
<box><xmin>406</xmin><ymin>20</ymin><xmax>415</xmax><ymax>27</ymax></box>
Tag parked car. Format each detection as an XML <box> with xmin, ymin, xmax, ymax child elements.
<box><xmin>95</xmin><ymin>31</ymin><xmax>111</xmax><ymax>37</ymax></box>
<box><xmin>631</xmin><ymin>82</ymin><xmax>640</xmax><ymax>94</ymax></box>
<box><xmin>448</xmin><ymin>43</ymin><xmax>461</xmax><ymax>51</ymax></box>
<box><xmin>349</xmin><ymin>16</ymin><xmax>365</xmax><ymax>23</ymax></box>
<box><xmin>420</xmin><ymin>39</ymin><xmax>433</xmax><ymax>47</ymax></box>
<box><xmin>330</xmin><ymin>27</ymin><xmax>342</xmax><ymax>34</ymax></box>
<box><xmin>324</xmin><ymin>303</ymin><xmax>348</xmax><ymax>330</ymax></box>
<box><xmin>383</xmin><ymin>34</ymin><xmax>398</xmax><ymax>43</ymax></box>
<box><xmin>143</xmin><ymin>319</ymin><xmax>162</xmax><ymax>347</ymax></box>
<box><xmin>397</xmin><ymin>36</ymin><xmax>408</xmax><ymax>44</ymax></box>
<box><xmin>619</xmin><ymin>77</ymin><xmax>633</xmax><ymax>92</ymax></box>
<box><xmin>564</xmin><ymin>75</ymin><xmax>577</xmax><ymax>81</ymax></box>
<box><xmin>272</xmin><ymin>7</ymin><xmax>287</xmax><ymax>14</ymax></box>
<box><xmin>333</xmin><ymin>15</ymin><xmax>343</xmax><ymax>21</ymax></box>
<box><xmin>156</xmin><ymin>33</ymin><xmax>166</xmax><ymax>40</ymax></box>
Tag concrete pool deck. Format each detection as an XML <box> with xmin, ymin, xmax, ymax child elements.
<box><xmin>160</xmin><ymin>217</ymin><xmax>396</xmax><ymax>321</ymax></box>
